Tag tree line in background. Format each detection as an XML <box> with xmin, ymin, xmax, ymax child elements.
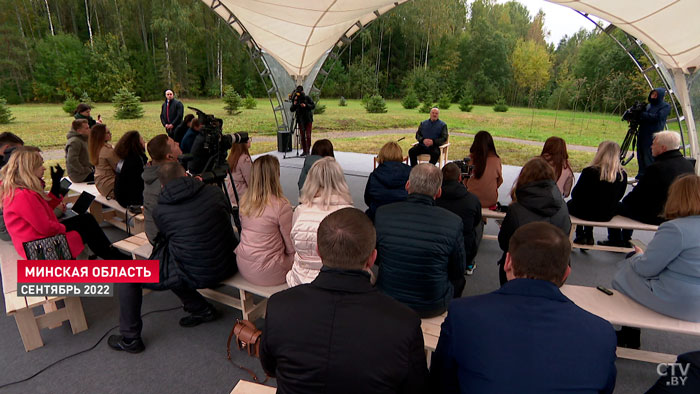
<box><xmin>0</xmin><ymin>0</ymin><xmax>660</xmax><ymax>115</ymax></box>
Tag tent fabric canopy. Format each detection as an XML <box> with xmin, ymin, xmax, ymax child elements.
<box><xmin>547</xmin><ymin>0</ymin><xmax>700</xmax><ymax>73</ymax></box>
<box><xmin>209</xmin><ymin>0</ymin><xmax>407</xmax><ymax>79</ymax></box>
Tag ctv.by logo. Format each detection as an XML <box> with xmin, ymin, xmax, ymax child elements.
<box><xmin>657</xmin><ymin>362</ymin><xmax>690</xmax><ymax>387</ymax></box>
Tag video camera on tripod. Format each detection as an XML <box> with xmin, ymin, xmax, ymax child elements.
<box><xmin>619</xmin><ymin>102</ymin><xmax>647</xmax><ymax>165</ymax></box>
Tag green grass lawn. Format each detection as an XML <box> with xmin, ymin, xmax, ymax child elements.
<box><xmin>4</xmin><ymin>98</ymin><xmax>635</xmax><ymax>150</ymax></box>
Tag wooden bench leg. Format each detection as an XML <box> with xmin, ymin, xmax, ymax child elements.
<box><xmin>14</xmin><ymin>309</ymin><xmax>44</xmax><ymax>351</ymax></box>
<box><xmin>239</xmin><ymin>289</ymin><xmax>267</xmax><ymax>322</ymax></box>
<box><xmin>89</xmin><ymin>201</ymin><xmax>104</xmax><ymax>223</ymax></box>
<box><xmin>43</xmin><ymin>300</ymin><xmax>63</xmax><ymax>329</ymax></box>
<box><xmin>64</xmin><ymin>297</ymin><xmax>88</xmax><ymax>334</ymax></box>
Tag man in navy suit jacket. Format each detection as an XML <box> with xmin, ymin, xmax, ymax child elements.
<box><xmin>429</xmin><ymin>222</ymin><xmax>617</xmax><ymax>393</ymax></box>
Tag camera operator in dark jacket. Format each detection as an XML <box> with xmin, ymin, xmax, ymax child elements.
<box><xmin>109</xmin><ymin>162</ymin><xmax>237</xmax><ymax>354</ymax></box>
<box><xmin>290</xmin><ymin>85</ymin><xmax>315</xmax><ymax>156</ymax></box>
<box><xmin>498</xmin><ymin>158</ymin><xmax>571</xmax><ymax>286</ymax></box>
<box><xmin>637</xmin><ymin>87</ymin><xmax>671</xmax><ymax>178</ymax></box>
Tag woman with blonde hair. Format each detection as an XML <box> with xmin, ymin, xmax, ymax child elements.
<box><xmin>497</xmin><ymin>157</ymin><xmax>571</xmax><ymax>285</ymax></box>
<box><xmin>364</xmin><ymin>141</ymin><xmax>411</xmax><ymax>220</ymax></box>
<box><xmin>297</xmin><ymin>139</ymin><xmax>334</xmax><ymax>191</ymax></box>
<box><xmin>540</xmin><ymin>136</ymin><xmax>574</xmax><ymax>197</ymax></box>
<box><xmin>567</xmin><ymin>141</ymin><xmax>628</xmax><ymax>245</ymax></box>
<box><xmin>225</xmin><ymin>135</ymin><xmax>252</xmax><ymax>202</ymax></box>
<box><xmin>235</xmin><ymin>155</ymin><xmax>294</xmax><ymax>286</ymax></box>
<box><xmin>287</xmin><ymin>157</ymin><xmax>353</xmax><ymax>286</ymax></box>
<box><xmin>88</xmin><ymin>124</ymin><xmax>119</xmax><ymax>198</ymax></box>
<box><xmin>612</xmin><ymin>175</ymin><xmax>700</xmax><ymax>348</ymax></box>
<box><xmin>1</xmin><ymin>148</ymin><xmax>130</xmax><ymax>260</ymax></box>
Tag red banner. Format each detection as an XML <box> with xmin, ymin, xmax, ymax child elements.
<box><xmin>17</xmin><ymin>260</ymin><xmax>160</xmax><ymax>283</ymax></box>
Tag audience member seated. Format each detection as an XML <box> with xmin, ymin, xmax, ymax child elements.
<box><xmin>286</xmin><ymin>157</ymin><xmax>353</xmax><ymax>287</ymax></box>
<box><xmin>114</xmin><ymin>131</ymin><xmax>147</xmax><ymax>209</ymax></box>
<box><xmin>599</xmin><ymin>131</ymin><xmax>694</xmax><ymax>248</ymax></box>
<box><xmin>142</xmin><ymin>135</ymin><xmax>182</xmax><ymax>244</ymax></box>
<box><xmin>179</xmin><ymin>118</ymin><xmax>200</xmax><ymax>154</ymax></box>
<box><xmin>375</xmin><ymin>164</ymin><xmax>466</xmax><ymax>317</ymax></box>
<box><xmin>297</xmin><ymin>139</ymin><xmax>334</xmax><ymax>191</ymax></box>
<box><xmin>364</xmin><ymin>141</ymin><xmax>411</xmax><ymax>221</ymax></box>
<box><xmin>0</xmin><ymin>132</ymin><xmax>25</xmax><ymax>241</ymax></box>
<box><xmin>430</xmin><ymin>222</ymin><xmax>617</xmax><ymax>394</ymax></box>
<box><xmin>612</xmin><ymin>175</ymin><xmax>700</xmax><ymax>349</ymax></box>
<box><xmin>408</xmin><ymin>107</ymin><xmax>448</xmax><ymax>166</ymax></box>
<box><xmin>173</xmin><ymin>113</ymin><xmax>194</xmax><ymax>144</ymax></box>
<box><xmin>64</xmin><ymin>119</ymin><xmax>94</xmax><ymax>183</ymax></box>
<box><xmin>109</xmin><ymin>162</ymin><xmax>237</xmax><ymax>353</ymax></box>
<box><xmin>1</xmin><ymin>148</ymin><xmax>130</xmax><ymax>260</ymax></box>
<box><xmin>73</xmin><ymin>103</ymin><xmax>99</xmax><ymax>128</ymax></box>
<box><xmin>541</xmin><ymin>136</ymin><xmax>575</xmax><ymax>197</ymax></box>
<box><xmin>89</xmin><ymin>124</ymin><xmax>118</xmax><ymax>198</ymax></box>
<box><xmin>261</xmin><ymin>208</ymin><xmax>427</xmax><ymax>393</ymax></box>
<box><xmin>466</xmin><ymin>130</ymin><xmax>503</xmax><ymax>209</ymax></box>
<box><xmin>436</xmin><ymin>163</ymin><xmax>482</xmax><ymax>275</ymax></box>
<box><xmin>567</xmin><ymin>141</ymin><xmax>627</xmax><ymax>245</ymax></box>
<box><xmin>498</xmin><ymin>157</ymin><xmax>571</xmax><ymax>285</ymax></box>
<box><xmin>225</xmin><ymin>134</ymin><xmax>252</xmax><ymax>202</ymax></box>
<box><xmin>236</xmin><ymin>155</ymin><xmax>294</xmax><ymax>286</ymax></box>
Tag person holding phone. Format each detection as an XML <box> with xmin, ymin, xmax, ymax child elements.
<box><xmin>65</xmin><ymin>119</ymin><xmax>94</xmax><ymax>183</ymax></box>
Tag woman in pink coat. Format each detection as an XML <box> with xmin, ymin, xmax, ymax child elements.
<box><xmin>235</xmin><ymin>155</ymin><xmax>294</xmax><ymax>286</ymax></box>
<box><xmin>1</xmin><ymin>148</ymin><xmax>130</xmax><ymax>260</ymax></box>
<box><xmin>226</xmin><ymin>136</ymin><xmax>252</xmax><ymax>204</ymax></box>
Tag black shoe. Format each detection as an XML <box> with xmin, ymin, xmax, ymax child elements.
<box><xmin>108</xmin><ymin>335</ymin><xmax>145</xmax><ymax>353</ymax></box>
<box><xmin>616</xmin><ymin>327</ymin><xmax>641</xmax><ymax>349</ymax></box>
<box><xmin>179</xmin><ymin>306</ymin><xmax>219</xmax><ymax>327</ymax></box>
<box><xmin>586</xmin><ymin>236</ymin><xmax>595</xmax><ymax>245</ymax></box>
<box><xmin>597</xmin><ymin>239</ymin><xmax>631</xmax><ymax>248</ymax></box>
<box><xmin>573</xmin><ymin>237</ymin><xmax>587</xmax><ymax>245</ymax></box>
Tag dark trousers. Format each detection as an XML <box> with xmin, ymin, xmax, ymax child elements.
<box><xmin>575</xmin><ymin>225</ymin><xmax>593</xmax><ymax>239</ymax></box>
<box><xmin>606</xmin><ymin>202</ymin><xmax>635</xmax><ymax>242</ymax></box>
<box><xmin>636</xmin><ymin>141</ymin><xmax>654</xmax><ymax>179</ymax></box>
<box><xmin>299</xmin><ymin>122</ymin><xmax>312</xmax><ymax>154</ymax></box>
<box><xmin>409</xmin><ymin>144</ymin><xmax>440</xmax><ymax>166</ymax></box>
<box><xmin>117</xmin><ymin>282</ymin><xmax>211</xmax><ymax>339</ymax></box>
<box><xmin>61</xmin><ymin>213</ymin><xmax>128</xmax><ymax>260</ymax></box>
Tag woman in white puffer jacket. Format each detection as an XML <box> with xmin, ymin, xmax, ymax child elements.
<box><xmin>286</xmin><ymin>157</ymin><xmax>353</xmax><ymax>287</ymax></box>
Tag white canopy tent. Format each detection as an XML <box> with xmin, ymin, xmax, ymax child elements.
<box><xmin>202</xmin><ymin>0</ymin><xmax>700</xmax><ymax>169</ymax></box>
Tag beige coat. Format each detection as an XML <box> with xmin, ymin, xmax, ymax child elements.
<box><xmin>235</xmin><ymin>196</ymin><xmax>295</xmax><ymax>286</ymax></box>
<box><xmin>95</xmin><ymin>144</ymin><xmax>118</xmax><ymax>198</ymax></box>
<box><xmin>467</xmin><ymin>155</ymin><xmax>503</xmax><ymax>208</ymax></box>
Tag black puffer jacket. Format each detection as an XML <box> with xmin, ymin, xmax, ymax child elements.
<box><xmin>153</xmin><ymin>176</ymin><xmax>238</xmax><ymax>289</ymax></box>
<box><xmin>498</xmin><ymin>180</ymin><xmax>571</xmax><ymax>264</ymax></box>
<box><xmin>364</xmin><ymin>161</ymin><xmax>412</xmax><ymax>221</ymax></box>
<box><xmin>436</xmin><ymin>180</ymin><xmax>482</xmax><ymax>265</ymax></box>
<box><xmin>375</xmin><ymin>194</ymin><xmax>466</xmax><ymax>315</ymax></box>
<box><xmin>114</xmin><ymin>152</ymin><xmax>147</xmax><ymax>208</ymax></box>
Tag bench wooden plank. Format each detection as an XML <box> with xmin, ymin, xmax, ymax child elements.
<box><xmin>230</xmin><ymin>380</ymin><xmax>276</xmax><ymax>394</ymax></box>
<box><xmin>4</xmin><ymin>291</ymin><xmax>28</xmax><ymax>315</ymax></box>
<box><xmin>68</xmin><ymin>181</ymin><xmax>145</xmax><ymax>233</ymax></box>
<box><xmin>561</xmin><ymin>285</ymin><xmax>700</xmax><ymax>336</ymax></box>
<box><xmin>570</xmin><ymin>215</ymin><xmax>659</xmax><ymax>232</ymax></box>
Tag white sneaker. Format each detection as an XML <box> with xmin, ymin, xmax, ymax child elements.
<box><xmin>466</xmin><ymin>263</ymin><xmax>477</xmax><ymax>276</ymax></box>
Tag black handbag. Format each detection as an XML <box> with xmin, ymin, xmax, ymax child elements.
<box><xmin>23</xmin><ymin>234</ymin><xmax>72</xmax><ymax>260</ymax></box>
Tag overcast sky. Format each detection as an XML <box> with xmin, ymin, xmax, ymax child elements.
<box><xmin>496</xmin><ymin>0</ymin><xmax>606</xmax><ymax>46</ymax></box>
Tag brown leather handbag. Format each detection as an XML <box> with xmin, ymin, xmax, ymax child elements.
<box><xmin>228</xmin><ymin>319</ymin><xmax>262</xmax><ymax>358</ymax></box>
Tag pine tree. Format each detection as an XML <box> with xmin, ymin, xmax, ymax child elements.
<box><xmin>0</xmin><ymin>98</ymin><xmax>14</xmax><ymax>124</ymax></box>
<box><xmin>62</xmin><ymin>96</ymin><xmax>80</xmax><ymax>115</ymax></box>
<box><xmin>222</xmin><ymin>86</ymin><xmax>242</xmax><ymax>115</ymax></box>
<box><xmin>80</xmin><ymin>91</ymin><xmax>95</xmax><ymax>108</ymax></box>
<box><xmin>112</xmin><ymin>88</ymin><xmax>144</xmax><ymax>119</ymax></box>
<box><xmin>437</xmin><ymin>94</ymin><xmax>452</xmax><ymax>110</ymax></box>
<box><xmin>364</xmin><ymin>94</ymin><xmax>388</xmax><ymax>113</ymax></box>
<box><xmin>243</xmin><ymin>94</ymin><xmax>257</xmax><ymax>109</ymax></box>
<box><xmin>459</xmin><ymin>95</ymin><xmax>474</xmax><ymax>112</ymax></box>
<box><xmin>401</xmin><ymin>90</ymin><xmax>420</xmax><ymax>109</ymax></box>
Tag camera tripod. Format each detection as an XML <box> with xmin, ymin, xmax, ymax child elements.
<box><xmin>283</xmin><ymin>113</ymin><xmax>305</xmax><ymax>160</ymax></box>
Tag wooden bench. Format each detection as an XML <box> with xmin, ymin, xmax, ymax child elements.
<box><xmin>569</xmin><ymin>215</ymin><xmax>658</xmax><ymax>253</ymax></box>
<box><xmin>113</xmin><ymin>232</ymin><xmax>150</xmax><ymax>258</ymax></box>
<box><xmin>421</xmin><ymin>312</ymin><xmax>446</xmax><ymax>366</ymax></box>
<box><xmin>230</xmin><ymin>380</ymin><xmax>275</xmax><ymax>394</ymax></box>
<box><xmin>0</xmin><ymin>241</ymin><xmax>88</xmax><ymax>351</ymax></box>
<box><xmin>561</xmin><ymin>284</ymin><xmax>700</xmax><ymax>363</ymax></box>
<box><xmin>67</xmin><ymin>181</ymin><xmax>145</xmax><ymax>234</ymax></box>
<box><xmin>131</xmin><ymin>243</ymin><xmax>287</xmax><ymax>321</ymax></box>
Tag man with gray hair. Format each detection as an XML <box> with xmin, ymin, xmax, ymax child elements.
<box><xmin>375</xmin><ymin>164</ymin><xmax>466</xmax><ymax>317</ymax></box>
<box><xmin>408</xmin><ymin>107</ymin><xmax>448</xmax><ymax>166</ymax></box>
<box><xmin>600</xmin><ymin>131</ymin><xmax>694</xmax><ymax>247</ymax></box>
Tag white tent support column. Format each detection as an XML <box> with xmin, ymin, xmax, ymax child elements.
<box><xmin>671</xmin><ymin>69</ymin><xmax>700</xmax><ymax>174</ymax></box>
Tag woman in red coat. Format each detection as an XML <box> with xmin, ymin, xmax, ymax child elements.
<box><xmin>1</xmin><ymin>148</ymin><xmax>130</xmax><ymax>260</ymax></box>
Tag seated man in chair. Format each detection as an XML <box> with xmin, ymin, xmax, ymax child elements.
<box><xmin>408</xmin><ymin>107</ymin><xmax>448</xmax><ymax>166</ymax></box>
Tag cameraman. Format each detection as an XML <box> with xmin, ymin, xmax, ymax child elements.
<box><xmin>290</xmin><ymin>86</ymin><xmax>316</xmax><ymax>156</ymax></box>
<box><xmin>636</xmin><ymin>88</ymin><xmax>671</xmax><ymax>178</ymax></box>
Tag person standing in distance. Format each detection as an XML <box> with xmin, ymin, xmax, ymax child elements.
<box><xmin>408</xmin><ymin>107</ymin><xmax>448</xmax><ymax>166</ymax></box>
<box><xmin>160</xmin><ymin>89</ymin><xmax>184</xmax><ymax>138</ymax></box>
<box><xmin>290</xmin><ymin>85</ymin><xmax>316</xmax><ymax>156</ymax></box>
<box><xmin>636</xmin><ymin>88</ymin><xmax>670</xmax><ymax>179</ymax></box>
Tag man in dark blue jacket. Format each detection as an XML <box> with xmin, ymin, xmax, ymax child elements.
<box><xmin>637</xmin><ymin>87</ymin><xmax>671</xmax><ymax>178</ymax></box>
<box><xmin>375</xmin><ymin>164</ymin><xmax>466</xmax><ymax>317</ymax></box>
<box><xmin>408</xmin><ymin>107</ymin><xmax>448</xmax><ymax>166</ymax></box>
<box><xmin>429</xmin><ymin>222</ymin><xmax>617</xmax><ymax>394</ymax></box>
<box><xmin>109</xmin><ymin>162</ymin><xmax>237</xmax><ymax>353</ymax></box>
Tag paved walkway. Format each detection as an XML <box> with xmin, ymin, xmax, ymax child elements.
<box><xmin>41</xmin><ymin>129</ymin><xmax>597</xmax><ymax>160</ymax></box>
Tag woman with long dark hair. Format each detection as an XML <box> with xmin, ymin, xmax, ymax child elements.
<box><xmin>226</xmin><ymin>135</ymin><xmax>252</xmax><ymax>201</ymax></box>
<box><xmin>541</xmin><ymin>136</ymin><xmax>574</xmax><ymax>197</ymax></box>
<box><xmin>113</xmin><ymin>131</ymin><xmax>148</xmax><ymax>208</ymax></box>
<box><xmin>88</xmin><ymin>124</ymin><xmax>118</xmax><ymax>198</ymax></box>
<box><xmin>467</xmin><ymin>131</ymin><xmax>503</xmax><ymax>209</ymax></box>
